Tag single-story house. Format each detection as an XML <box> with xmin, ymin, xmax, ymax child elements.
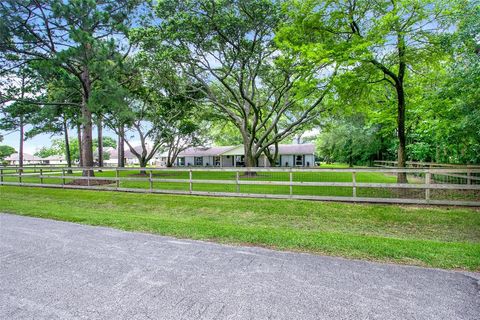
<box><xmin>174</xmin><ymin>144</ymin><xmax>315</xmax><ymax>167</ymax></box>
<box><xmin>4</xmin><ymin>153</ymin><xmax>45</xmax><ymax>165</ymax></box>
<box><xmin>4</xmin><ymin>153</ymin><xmax>68</xmax><ymax>165</ymax></box>
<box><xmin>100</xmin><ymin>147</ymin><xmax>118</xmax><ymax>166</ymax></box>
<box><xmin>42</xmin><ymin>155</ymin><xmax>66</xmax><ymax>165</ymax></box>
<box><xmin>104</xmin><ymin>145</ymin><xmax>160</xmax><ymax>166</ymax></box>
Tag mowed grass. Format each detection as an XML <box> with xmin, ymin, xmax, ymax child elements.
<box><xmin>1</xmin><ymin>168</ymin><xmax>399</xmax><ymax>198</ymax></box>
<box><xmin>0</xmin><ymin>186</ymin><xmax>479</xmax><ymax>270</ymax></box>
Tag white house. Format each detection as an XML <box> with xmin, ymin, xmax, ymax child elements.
<box><xmin>4</xmin><ymin>153</ymin><xmax>44</xmax><ymax>165</ymax></box>
<box><xmin>174</xmin><ymin>144</ymin><xmax>316</xmax><ymax>167</ymax></box>
<box><xmin>42</xmin><ymin>155</ymin><xmax>66</xmax><ymax>165</ymax></box>
<box><xmin>4</xmin><ymin>153</ymin><xmax>68</xmax><ymax>166</ymax></box>
<box><xmin>104</xmin><ymin>146</ymin><xmax>159</xmax><ymax>166</ymax></box>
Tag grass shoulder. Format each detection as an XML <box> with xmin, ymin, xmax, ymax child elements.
<box><xmin>0</xmin><ymin>186</ymin><xmax>479</xmax><ymax>270</ymax></box>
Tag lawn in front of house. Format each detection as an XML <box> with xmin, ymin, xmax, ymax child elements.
<box><xmin>0</xmin><ymin>186</ymin><xmax>479</xmax><ymax>270</ymax></box>
<box><xmin>1</xmin><ymin>168</ymin><xmax>399</xmax><ymax>198</ymax></box>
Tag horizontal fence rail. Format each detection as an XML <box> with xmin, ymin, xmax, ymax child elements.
<box><xmin>1</xmin><ymin>166</ymin><xmax>479</xmax><ymax>206</ymax></box>
<box><xmin>374</xmin><ymin>160</ymin><xmax>480</xmax><ymax>169</ymax></box>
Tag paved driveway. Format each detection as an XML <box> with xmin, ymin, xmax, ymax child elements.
<box><xmin>0</xmin><ymin>213</ymin><xmax>478</xmax><ymax>320</ymax></box>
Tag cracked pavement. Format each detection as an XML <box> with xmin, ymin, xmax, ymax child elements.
<box><xmin>1</xmin><ymin>213</ymin><xmax>479</xmax><ymax>319</ymax></box>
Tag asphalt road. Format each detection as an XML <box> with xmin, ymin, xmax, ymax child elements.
<box><xmin>1</xmin><ymin>214</ymin><xmax>479</xmax><ymax>320</ymax></box>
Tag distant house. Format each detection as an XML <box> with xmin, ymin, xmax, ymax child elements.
<box><xmin>174</xmin><ymin>144</ymin><xmax>316</xmax><ymax>167</ymax></box>
<box><xmin>103</xmin><ymin>147</ymin><xmax>119</xmax><ymax>166</ymax></box>
<box><xmin>4</xmin><ymin>153</ymin><xmax>44</xmax><ymax>165</ymax></box>
<box><xmin>5</xmin><ymin>143</ymin><xmax>314</xmax><ymax>167</ymax></box>
<box><xmin>42</xmin><ymin>155</ymin><xmax>66</xmax><ymax>165</ymax></box>
<box><xmin>4</xmin><ymin>153</ymin><xmax>67</xmax><ymax>166</ymax></box>
<box><xmin>104</xmin><ymin>145</ymin><xmax>160</xmax><ymax>166</ymax></box>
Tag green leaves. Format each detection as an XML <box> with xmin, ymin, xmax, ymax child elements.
<box><xmin>0</xmin><ymin>145</ymin><xmax>16</xmax><ymax>160</ymax></box>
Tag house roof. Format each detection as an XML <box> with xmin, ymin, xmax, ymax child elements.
<box><xmin>104</xmin><ymin>145</ymin><xmax>152</xmax><ymax>159</ymax></box>
<box><xmin>124</xmin><ymin>145</ymin><xmax>152</xmax><ymax>159</ymax></box>
<box><xmin>220</xmin><ymin>145</ymin><xmax>244</xmax><ymax>156</ymax></box>
<box><xmin>104</xmin><ymin>147</ymin><xmax>118</xmax><ymax>159</ymax></box>
<box><xmin>4</xmin><ymin>153</ymin><xmax>39</xmax><ymax>161</ymax></box>
<box><xmin>179</xmin><ymin>146</ymin><xmax>238</xmax><ymax>157</ymax></box>
<box><xmin>5</xmin><ymin>153</ymin><xmax>68</xmax><ymax>161</ymax></box>
<box><xmin>275</xmin><ymin>144</ymin><xmax>315</xmax><ymax>155</ymax></box>
<box><xmin>42</xmin><ymin>155</ymin><xmax>65</xmax><ymax>161</ymax></box>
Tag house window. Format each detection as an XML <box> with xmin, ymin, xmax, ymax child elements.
<box><xmin>194</xmin><ymin>156</ymin><xmax>203</xmax><ymax>166</ymax></box>
<box><xmin>178</xmin><ymin>157</ymin><xmax>185</xmax><ymax>166</ymax></box>
<box><xmin>214</xmin><ymin>156</ymin><xmax>221</xmax><ymax>166</ymax></box>
<box><xmin>295</xmin><ymin>155</ymin><xmax>304</xmax><ymax>166</ymax></box>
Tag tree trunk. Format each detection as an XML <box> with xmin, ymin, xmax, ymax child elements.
<box><xmin>19</xmin><ymin>115</ymin><xmax>24</xmax><ymax>172</ymax></box>
<box><xmin>244</xmin><ymin>144</ymin><xmax>258</xmax><ymax>176</ymax></box>
<box><xmin>395</xmin><ymin>23</ymin><xmax>408</xmax><ymax>184</ymax></box>
<box><xmin>139</xmin><ymin>158</ymin><xmax>147</xmax><ymax>175</ymax></box>
<box><xmin>166</xmin><ymin>151</ymin><xmax>176</xmax><ymax>167</ymax></box>
<box><xmin>97</xmin><ymin>115</ymin><xmax>103</xmax><ymax>170</ymax></box>
<box><xmin>349</xmin><ymin>141</ymin><xmax>353</xmax><ymax>168</ymax></box>
<box><xmin>117</xmin><ymin>124</ymin><xmax>125</xmax><ymax>167</ymax></box>
<box><xmin>396</xmin><ymin>83</ymin><xmax>407</xmax><ymax>183</ymax></box>
<box><xmin>80</xmin><ymin>69</ymin><xmax>94</xmax><ymax>177</ymax></box>
<box><xmin>81</xmin><ymin>104</ymin><xmax>94</xmax><ymax>176</ymax></box>
<box><xmin>63</xmin><ymin>117</ymin><xmax>72</xmax><ymax>174</ymax></box>
<box><xmin>18</xmin><ymin>75</ymin><xmax>25</xmax><ymax>173</ymax></box>
<box><xmin>77</xmin><ymin>122</ymin><xmax>83</xmax><ymax>167</ymax></box>
<box><xmin>264</xmin><ymin>143</ymin><xmax>279</xmax><ymax>167</ymax></box>
<box><xmin>245</xmin><ymin>148</ymin><xmax>257</xmax><ymax>167</ymax></box>
<box><xmin>265</xmin><ymin>154</ymin><xmax>276</xmax><ymax>167</ymax></box>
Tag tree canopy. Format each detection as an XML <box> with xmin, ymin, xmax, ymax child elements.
<box><xmin>0</xmin><ymin>0</ymin><xmax>478</xmax><ymax>173</ymax></box>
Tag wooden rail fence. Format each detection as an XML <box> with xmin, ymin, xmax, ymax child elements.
<box><xmin>373</xmin><ymin>160</ymin><xmax>480</xmax><ymax>168</ymax></box>
<box><xmin>373</xmin><ymin>161</ymin><xmax>480</xmax><ymax>186</ymax></box>
<box><xmin>1</xmin><ymin>166</ymin><xmax>479</xmax><ymax>206</ymax></box>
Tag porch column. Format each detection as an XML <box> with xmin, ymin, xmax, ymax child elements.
<box><xmin>234</xmin><ymin>156</ymin><xmax>236</xmax><ymax>167</ymax></box>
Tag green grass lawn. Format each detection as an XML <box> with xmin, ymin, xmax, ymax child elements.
<box><xmin>1</xmin><ymin>168</ymin><xmax>400</xmax><ymax>198</ymax></box>
<box><xmin>1</xmin><ymin>186</ymin><xmax>479</xmax><ymax>270</ymax></box>
<box><xmin>2</xmin><ymin>168</ymin><xmax>477</xmax><ymax>200</ymax></box>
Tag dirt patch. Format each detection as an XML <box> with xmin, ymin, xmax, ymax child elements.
<box><xmin>239</xmin><ymin>173</ymin><xmax>268</xmax><ymax>179</ymax></box>
<box><xmin>129</xmin><ymin>173</ymin><xmax>179</xmax><ymax>177</ymax></box>
<box><xmin>387</xmin><ymin>187</ymin><xmax>480</xmax><ymax>201</ymax></box>
<box><xmin>430</xmin><ymin>189</ymin><xmax>480</xmax><ymax>201</ymax></box>
<box><xmin>66</xmin><ymin>179</ymin><xmax>114</xmax><ymax>186</ymax></box>
<box><xmin>389</xmin><ymin>188</ymin><xmax>425</xmax><ymax>199</ymax></box>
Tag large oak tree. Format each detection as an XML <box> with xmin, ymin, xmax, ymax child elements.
<box><xmin>138</xmin><ymin>0</ymin><xmax>337</xmax><ymax>167</ymax></box>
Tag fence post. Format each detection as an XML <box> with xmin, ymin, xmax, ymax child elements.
<box><xmin>189</xmin><ymin>169</ymin><xmax>193</xmax><ymax>194</ymax></box>
<box><xmin>352</xmin><ymin>171</ymin><xmax>357</xmax><ymax>198</ymax></box>
<box><xmin>236</xmin><ymin>170</ymin><xmax>240</xmax><ymax>193</ymax></box>
<box><xmin>425</xmin><ymin>171</ymin><xmax>431</xmax><ymax>201</ymax></box>
<box><xmin>62</xmin><ymin>168</ymin><xmax>65</xmax><ymax>186</ymax></box>
<box><xmin>149</xmin><ymin>170</ymin><xmax>153</xmax><ymax>192</ymax></box>
<box><xmin>40</xmin><ymin>168</ymin><xmax>43</xmax><ymax>184</ymax></box>
<box><xmin>467</xmin><ymin>170</ymin><xmax>472</xmax><ymax>185</ymax></box>
<box><xmin>289</xmin><ymin>168</ymin><xmax>293</xmax><ymax>198</ymax></box>
<box><xmin>115</xmin><ymin>168</ymin><xmax>119</xmax><ymax>189</ymax></box>
<box><xmin>0</xmin><ymin>168</ymin><xmax>3</xmax><ymax>184</ymax></box>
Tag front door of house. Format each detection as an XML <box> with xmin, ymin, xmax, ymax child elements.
<box><xmin>235</xmin><ymin>155</ymin><xmax>245</xmax><ymax>167</ymax></box>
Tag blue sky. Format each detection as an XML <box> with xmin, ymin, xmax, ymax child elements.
<box><xmin>1</xmin><ymin>126</ymin><xmax>118</xmax><ymax>155</ymax></box>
